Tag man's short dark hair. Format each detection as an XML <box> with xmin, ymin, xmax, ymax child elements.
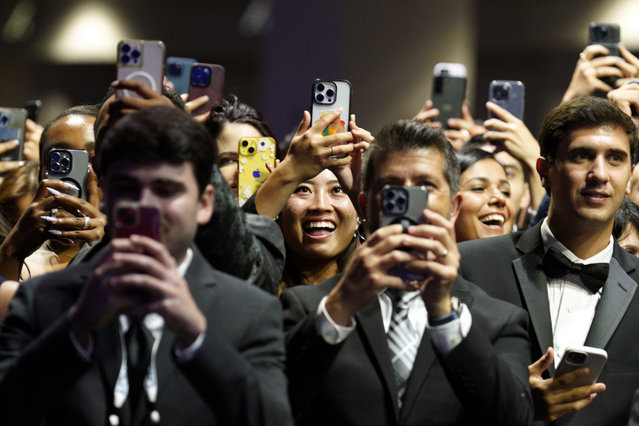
<box><xmin>539</xmin><ymin>96</ymin><xmax>638</xmax><ymax>164</ymax></box>
<box><xmin>613</xmin><ymin>198</ymin><xmax>639</xmax><ymax>240</ymax></box>
<box><xmin>361</xmin><ymin>120</ymin><xmax>460</xmax><ymax>195</ymax></box>
<box><xmin>96</xmin><ymin>106</ymin><xmax>215</xmax><ymax>193</ymax></box>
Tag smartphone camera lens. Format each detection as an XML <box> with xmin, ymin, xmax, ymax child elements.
<box><xmin>494</xmin><ymin>84</ymin><xmax>510</xmax><ymax>100</ymax></box>
<box><xmin>241</xmin><ymin>140</ymin><xmax>249</xmax><ymax>147</ymax></box>
<box><xmin>248</xmin><ymin>147</ymin><xmax>255</xmax><ymax>154</ymax></box>
<box><xmin>121</xmin><ymin>44</ymin><xmax>131</xmax><ymax>53</ymax></box>
<box><xmin>61</xmin><ymin>158</ymin><xmax>70</xmax><ymax>168</ymax></box>
<box><xmin>51</xmin><ymin>152</ymin><xmax>61</xmax><ymax>162</ymax></box>
<box><xmin>0</xmin><ymin>114</ymin><xmax>7</xmax><ymax>126</ymax></box>
<box><xmin>118</xmin><ymin>207</ymin><xmax>137</xmax><ymax>226</ymax></box>
<box><xmin>316</xmin><ymin>94</ymin><xmax>325</xmax><ymax>102</ymax></box>
<box><xmin>326</xmin><ymin>89</ymin><xmax>335</xmax><ymax>98</ymax></box>
<box><xmin>121</xmin><ymin>55</ymin><xmax>130</xmax><ymax>64</ymax></box>
<box><xmin>317</xmin><ymin>83</ymin><xmax>325</xmax><ymax>91</ymax></box>
<box><xmin>51</xmin><ymin>163</ymin><xmax>59</xmax><ymax>172</ymax></box>
<box><xmin>566</xmin><ymin>351</ymin><xmax>587</xmax><ymax>364</ymax></box>
<box><xmin>131</xmin><ymin>49</ymin><xmax>140</xmax><ymax>59</ymax></box>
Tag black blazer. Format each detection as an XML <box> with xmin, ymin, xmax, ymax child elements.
<box><xmin>459</xmin><ymin>223</ymin><xmax>639</xmax><ymax>425</ymax></box>
<box><xmin>0</xmin><ymin>247</ymin><xmax>293</xmax><ymax>426</ymax></box>
<box><xmin>281</xmin><ymin>275</ymin><xmax>533</xmax><ymax>426</ymax></box>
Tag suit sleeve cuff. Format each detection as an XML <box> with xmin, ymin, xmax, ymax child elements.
<box><xmin>427</xmin><ymin>301</ymin><xmax>472</xmax><ymax>354</ymax></box>
<box><xmin>68</xmin><ymin>331</ymin><xmax>94</xmax><ymax>361</ymax></box>
<box><xmin>315</xmin><ymin>296</ymin><xmax>356</xmax><ymax>345</ymax></box>
<box><xmin>174</xmin><ymin>331</ymin><xmax>206</xmax><ymax>362</ymax></box>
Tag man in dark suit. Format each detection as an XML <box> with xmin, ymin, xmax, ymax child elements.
<box><xmin>459</xmin><ymin>96</ymin><xmax>639</xmax><ymax>425</ymax></box>
<box><xmin>0</xmin><ymin>106</ymin><xmax>292</xmax><ymax>425</ymax></box>
<box><xmin>281</xmin><ymin>120</ymin><xmax>533</xmax><ymax>425</ymax></box>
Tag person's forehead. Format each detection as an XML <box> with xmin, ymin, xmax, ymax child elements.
<box><xmin>374</xmin><ymin>148</ymin><xmax>445</xmax><ymax>176</ymax></box>
<box><xmin>44</xmin><ymin>115</ymin><xmax>95</xmax><ymax>149</ymax></box>
<box><xmin>106</xmin><ymin>159</ymin><xmax>196</xmax><ymax>183</ymax></box>
<box><xmin>561</xmin><ymin>124</ymin><xmax>631</xmax><ymax>152</ymax></box>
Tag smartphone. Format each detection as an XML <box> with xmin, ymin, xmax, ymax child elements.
<box><xmin>311</xmin><ymin>79</ymin><xmax>351</xmax><ymax>145</ymax></box>
<box><xmin>24</xmin><ymin>99</ymin><xmax>42</xmax><ymax>123</ymax></box>
<box><xmin>0</xmin><ymin>107</ymin><xmax>27</xmax><ymax>162</ymax></box>
<box><xmin>113</xmin><ymin>202</ymin><xmax>161</xmax><ymax>241</ymax></box>
<box><xmin>187</xmin><ymin>63</ymin><xmax>225</xmax><ymax>115</ymax></box>
<box><xmin>166</xmin><ymin>56</ymin><xmax>197</xmax><ymax>95</ymax></box>
<box><xmin>488</xmin><ymin>80</ymin><xmax>525</xmax><ymax>120</ymax></box>
<box><xmin>588</xmin><ymin>22</ymin><xmax>621</xmax><ymax>87</ymax></box>
<box><xmin>380</xmin><ymin>185</ymin><xmax>429</xmax><ymax>281</ymax></box>
<box><xmin>237</xmin><ymin>136</ymin><xmax>276</xmax><ymax>206</ymax></box>
<box><xmin>588</xmin><ymin>22</ymin><xmax>620</xmax><ymax>57</ymax></box>
<box><xmin>116</xmin><ymin>39</ymin><xmax>166</xmax><ymax>98</ymax></box>
<box><xmin>432</xmin><ymin>63</ymin><xmax>467</xmax><ymax>129</ymax></box>
<box><xmin>554</xmin><ymin>346</ymin><xmax>607</xmax><ymax>388</ymax></box>
<box><xmin>44</xmin><ymin>149</ymin><xmax>90</xmax><ymax>200</ymax></box>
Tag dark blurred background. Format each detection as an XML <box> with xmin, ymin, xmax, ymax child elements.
<box><xmin>1</xmin><ymin>0</ymin><xmax>637</xmax><ymax>141</ymax></box>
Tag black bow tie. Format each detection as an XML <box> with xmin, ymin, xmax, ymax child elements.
<box><xmin>542</xmin><ymin>246</ymin><xmax>609</xmax><ymax>294</ymax></box>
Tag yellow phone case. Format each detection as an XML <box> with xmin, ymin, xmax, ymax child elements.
<box><xmin>238</xmin><ymin>137</ymin><xmax>276</xmax><ymax>205</ymax></box>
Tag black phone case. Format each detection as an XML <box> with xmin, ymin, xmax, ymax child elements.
<box><xmin>45</xmin><ymin>149</ymin><xmax>89</xmax><ymax>200</ymax></box>
<box><xmin>432</xmin><ymin>76</ymin><xmax>466</xmax><ymax>129</ymax></box>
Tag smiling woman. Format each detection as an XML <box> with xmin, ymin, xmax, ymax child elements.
<box><xmin>454</xmin><ymin>147</ymin><xmax>515</xmax><ymax>242</ymax></box>
<box><xmin>278</xmin><ymin>169</ymin><xmax>360</xmax><ymax>294</ymax></box>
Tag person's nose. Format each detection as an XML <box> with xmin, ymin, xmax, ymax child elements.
<box><xmin>309</xmin><ymin>189</ymin><xmax>332</xmax><ymax>212</ymax></box>
<box><xmin>488</xmin><ymin>185</ymin><xmax>506</xmax><ymax>207</ymax></box>
<box><xmin>588</xmin><ymin>155</ymin><xmax>609</xmax><ymax>183</ymax></box>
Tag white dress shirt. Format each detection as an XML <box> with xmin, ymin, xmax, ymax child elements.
<box><xmin>540</xmin><ymin>219</ymin><xmax>612</xmax><ymax>366</ymax></box>
<box><xmin>316</xmin><ymin>289</ymin><xmax>471</xmax><ymax>355</ymax></box>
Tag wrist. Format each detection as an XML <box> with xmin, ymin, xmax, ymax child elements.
<box><xmin>426</xmin><ymin>297</ymin><xmax>453</xmax><ymax>319</ymax></box>
<box><xmin>325</xmin><ymin>289</ymin><xmax>356</xmax><ymax>327</ymax></box>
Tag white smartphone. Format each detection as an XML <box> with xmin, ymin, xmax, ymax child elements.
<box><xmin>554</xmin><ymin>346</ymin><xmax>607</xmax><ymax>387</ymax></box>
<box><xmin>116</xmin><ymin>39</ymin><xmax>166</xmax><ymax>99</ymax></box>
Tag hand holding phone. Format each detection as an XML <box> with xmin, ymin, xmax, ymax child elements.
<box><xmin>554</xmin><ymin>346</ymin><xmax>607</xmax><ymax>388</ymax></box>
<box><xmin>0</xmin><ymin>107</ymin><xmax>27</xmax><ymax>162</ymax></box>
<box><xmin>44</xmin><ymin>149</ymin><xmax>89</xmax><ymax>200</ymax></box>
<box><xmin>187</xmin><ymin>63</ymin><xmax>225</xmax><ymax>115</ymax></box>
<box><xmin>380</xmin><ymin>185</ymin><xmax>429</xmax><ymax>281</ymax></box>
<box><xmin>488</xmin><ymin>80</ymin><xmax>525</xmax><ymax>120</ymax></box>
<box><xmin>311</xmin><ymin>79</ymin><xmax>352</xmax><ymax>157</ymax></box>
<box><xmin>116</xmin><ymin>39</ymin><xmax>166</xmax><ymax>99</ymax></box>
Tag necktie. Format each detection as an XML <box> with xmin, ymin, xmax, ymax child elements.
<box><xmin>542</xmin><ymin>246</ymin><xmax>609</xmax><ymax>293</ymax></box>
<box><xmin>386</xmin><ymin>290</ymin><xmax>420</xmax><ymax>406</ymax></box>
<box><xmin>125</xmin><ymin>318</ymin><xmax>153</xmax><ymax>415</ymax></box>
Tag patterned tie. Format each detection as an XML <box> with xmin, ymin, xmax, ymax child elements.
<box><xmin>386</xmin><ymin>290</ymin><xmax>420</xmax><ymax>406</ymax></box>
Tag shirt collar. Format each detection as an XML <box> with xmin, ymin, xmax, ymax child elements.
<box><xmin>540</xmin><ymin>218</ymin><xmax>613</xmax><ymax>264</ymax></box>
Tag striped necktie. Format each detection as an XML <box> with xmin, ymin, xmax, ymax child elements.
<box><xmin>387</xmin><ymin>290</ymin><xmax>420</xmax><ymax>406</ymax></box>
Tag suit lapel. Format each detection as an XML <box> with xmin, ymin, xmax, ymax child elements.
<box><xmin>514</xmin><ymin>225</ymin><xmax>554</xmax><ymax>371</ymax></box>
<box><xmin>585</xmin><ymin>256</ymin><xmax>637</xmax><ymax>348</ymax></box>
<box><xmin>356</xmin><ymin>299</ymin><xmax>400</xmax><ymax>419</ymax></box>
<box><xmin>398</xmin><ymin>284</ymin><xmax>477</xmax><ymax>424</ymax></box>
<box><xmin>95</xmin><ymin>318</ymin><xmax>123</xmax><ymax>406</ymax></box>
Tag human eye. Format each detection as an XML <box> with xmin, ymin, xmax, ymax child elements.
<box><xmin>293</xmin><ymin>185</ymin><xmax>311</xmax><ymax>194</ymax></box>
<box><xmin>469</xmin><ymin>186</ymin><xmax>486</xmax><ymax>193</ymax></box>
<box><xmin>608</xmin><ymin>151</ymin><xmax>627</xmax><ymax>165</ymax></box>
<box><xmin>331</xmin><ymin>184</ymin><xmax>345</xmax><ymax>195</ymax></box>
<box><xmin>217</xmin><ymin>157</ymin><xmax>237</xmax><ymax>167</ymax></box>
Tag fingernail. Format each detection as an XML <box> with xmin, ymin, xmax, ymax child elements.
<box><xmin>49</xmin><ymin>230</ymin><xmax>63</xmax><ymax>236</ymax></box>
<box><xmin>47</xmin><ymin>187</ymin><xmax>63</xmax><ymax>197</ymax></box>
<box><xmin>40</xmin><ymin>216</ymin><xmax>58</xmax><ymax>223</ymax></box>
<box><xmin>6</xmin><ymin>140</ymin><xmax>18</xmax><ymax>147</ymax></box>
<box><xmin>18</xmin><ymin>161</ymin><xmax>25</xmax><ymax>166</ymax></box>
<box><xmin>64</xmin><ymin>181</ymin><xmax>79</xmax><ymax>191</ymax></box>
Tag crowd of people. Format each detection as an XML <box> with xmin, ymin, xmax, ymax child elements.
<box><xmin>1</xmin><ymin>35</ymin><xmax>639</xmax><ymax>425</ymax></box>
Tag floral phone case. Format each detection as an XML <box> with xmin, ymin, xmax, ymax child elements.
<box><xmin>238</xmin><ymin>137</ymin><xmax>276</xmax><ymax>205</ymax></box>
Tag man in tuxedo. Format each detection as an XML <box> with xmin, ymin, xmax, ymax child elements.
<box><xmin>458</xmin><ymin>96</ymin><xmax>639</xmax><ymax>424</ymax></box>
<box><xmin>281</xmin><ymin>120</ymin><xmax>533</xmax><ymax>425</ymax></box>
<box><xmin>0</xmin><ymin>106</ymin><xmax>292</xmax><ymax>425</ymax></box>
